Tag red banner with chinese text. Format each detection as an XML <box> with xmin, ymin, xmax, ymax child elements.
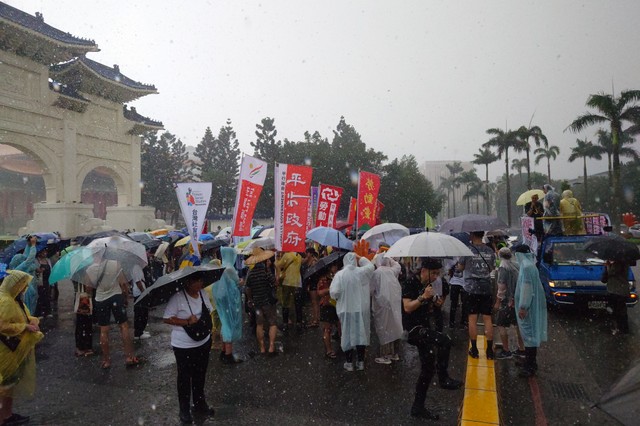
<box><xmin>356</xmin><ymin>171</ymin><xmax>380</xmax><ymax>230</ymax></box>
<box><xmin>347</xmin><ymin>197</ymin><xmax>357</xmax><ymax>225</ymax></box>
<box><xmin>274</xmin><ymin>163</ymin><xmax>313</xmax><ymax>252</ymax></box>
<box><xmin>232</xmin><ymin>155</ymin><xmax>267</xmax><ymax>237</ymax></box>
<box><xmin>374</xmin><ymin>200</ymin><xmax>384</xmax><ymax>225</ymax></box>
<box><xmin>315</xmin><ymin>184</ymin><xmax>343</xmax><ymax>228</ymax></box>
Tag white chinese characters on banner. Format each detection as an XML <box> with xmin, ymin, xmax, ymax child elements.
<box><xmin>175</xmin><ymin>182</ymin><xmax>212</xmax><ymax>258</ymax></box>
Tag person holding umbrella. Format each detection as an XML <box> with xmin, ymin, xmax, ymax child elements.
<box><xmin>244</xmin><ymin>248</ymin><xmax>279</xmax><ymax>355</ymax></box>
<box><xmin>163</xmin><ymin>271</ymin><xmax>216</xmax><ymax>424</ymax></box>
<box><xmin>602</xmin><ymin>260</ymin><xmax>631</xmax><ymax>335</ymax></box>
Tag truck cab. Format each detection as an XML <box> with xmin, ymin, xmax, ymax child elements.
<box><xmin>538</xmin><ymin>235</ymin><xmax>638</xmax><ymax>309</ymax></box>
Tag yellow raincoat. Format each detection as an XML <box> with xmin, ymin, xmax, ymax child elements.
<box><xmin>0</xmin><ymin>270</ymin><xmax>44</xmax><ymax>398</ymax></box>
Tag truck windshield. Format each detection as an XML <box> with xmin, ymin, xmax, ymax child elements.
<box><xmin>549</xmin><ymin>241</ymin><xmax>604</xmax><ymax>266</ymax></box>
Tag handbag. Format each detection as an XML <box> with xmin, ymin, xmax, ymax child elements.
<box><xmin>0</xmin><ymin>334</ymin><xmax>20</xmax><ymax>351</ymax></box>
<box><xmin>182</xmin><ymin>290</ymin><xmax>213</xmax><ymax>341</ymax></box>
<box><xmin>74</xmin><ymin>284</ymin><xmax>93</xmax><ymax>315</ymax></box>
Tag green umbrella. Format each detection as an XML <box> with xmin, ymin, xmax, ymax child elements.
<box><xmin>49</xmin><ymin>247</ymin><xmax>94</xmax><ymax>284</ymax></box>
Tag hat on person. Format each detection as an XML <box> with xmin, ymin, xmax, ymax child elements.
<box><xmin>498</xmin><ymin>247</ymin><xmax>512</xmax><ymax>259</ymax></box>
<box><xmin>512</xmin><ymin>243</ymin><xmax>531</xmax><ymax>254</ymax></box>
<box><xmin>244</xmin><ymin>247</ymin><xmax>275</xmax><ymax>265</ymax></box>
<box><xmin>421</xmin><ymin>258</ymin><xmax>443</xmax><ymax>270</ymax></box>
<box><xmin>378</xmin><ymin>242</ymin><xmax>390</xmax><ymax>252</ymax></box>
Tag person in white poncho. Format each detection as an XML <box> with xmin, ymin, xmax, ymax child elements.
<box><xmin>370</xmin><ymin>255</ymin><xmax>403</xmax><ymax>364</ymax></box>
<box><xmin>329</xmin><ymin>252</ymin><xmax>374</xmax><ymax>372</ymax></box>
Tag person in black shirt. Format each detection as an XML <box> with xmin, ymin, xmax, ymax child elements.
<box><xmin>402</xmin><ymin>258</ymin><xmax>463</xmax><ymax>420</ymax></box>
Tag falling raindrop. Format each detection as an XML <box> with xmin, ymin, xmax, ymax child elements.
<box><xmin>349</xmin><ymin>171</ymin><xmax>358</xmax><ymax>185</ymax></box>
<box><xmin>137</xmin><ymin>417</ymin><xmax>144</xmax><ymax>425</ymax></box>
<box><xmin>623</xmin><ymin>186</ymin><xmax>634</xmax><ymax>203</ymax></box>
<box><xmin>304</xmin><ymin>157</ymin><xmax>311</xmax><ymax>166</ymax></box>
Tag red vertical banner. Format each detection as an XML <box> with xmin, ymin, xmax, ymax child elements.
<box><xmin>347</xmin><ymin>197</ymin><xmax>357</xmax><ymax>225</ymax></box>
<box><xmin>374</xmin><ymin>200</ymin><xmax>384</xmax><ymax>225</ymax></box>
<box><xmin>274</xmin><ymin>163</ymin><xmax>313</xmax><ymax>252</ymax></box>
<box><xmin>315</xmin><ymin>184</ymin><xmax>344</xmax><ymax>228</ymax></box>
<box><xmin>356</xmin><ymin>171</ymin><xmax>381</xmax><ymax>230</ymax></box>
<box><xmin>232</xmin><ymin>155</ymin><xmax>268</xmax><ymax>237</ymax></box>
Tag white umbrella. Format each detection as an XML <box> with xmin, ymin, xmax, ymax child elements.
<box><xmin>259</xmin><ymin>227</ymin><xmax>275</xmax><ymax>238</ymax></box>
<box><xmin>85</xmin><ymin>235</ymin><xmax>148</xmax><ymax>283</ymax></box>
<box><xmin>361</xmin><ymin>223</ymin><xmax>410</xmax><ymax>247</ymax></box>
<box><xmin>384</xmin><ymin>232</ymin><xmax>474</xmax><ymax>258</ymax></box>
<box><xmin>242</xmin><ymin>237</ymin><xmax>276</xmax><ymax>254</ymax></box>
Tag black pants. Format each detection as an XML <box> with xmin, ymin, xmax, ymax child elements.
<box><xmin>345</xmin><ymin>345</ymin><xmax>366</xmax><ymax>363</ymax></box>
<box><xmin>75</xmin><ymin>314</ymin><xmax>93</xmax><ymax>351</ymax></box>
<box><xmin>523</xmin><ymin>346</ymin><xmax>538</xmax><ymax>372</ymax></box>
<box><xmin>133</xmin><ymin>296</ymin><xmax>149</xmax><ymax>337</ymax></box>
<box><xmin>36</xmin><ymin>285</ymin><xmax>52</xmax><ymax>317</ymax></box>
<box><xmin>408</xmin><ymin>328</ymin><xmax>452</xmax><ymax>409</ymax></box>
<box><xmin>609</xmin><ymin>293</ymin><xmax>629</xmax><ymax>333</ymax></box>
<box><xmin>173</xmin><ymin>341</ymin><xmax>212</xmax><ymax>413</ymax></box>
<box><xmin>449</xmin><ymin>286</ymin><xmax>468</xmax><ymax>325</ymax></box>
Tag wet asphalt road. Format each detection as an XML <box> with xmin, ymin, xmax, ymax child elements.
<box><xmin>20</xmin><ymin>285</ymin><xmax>468</xmax><ymax>426</ymax></box>
<box><xmin>18</xmin><ymin>279</ymin><xmax>639</xmax><ymax>425</ymax></box>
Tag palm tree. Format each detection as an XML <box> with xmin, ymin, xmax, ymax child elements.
<box><xmin>568</xmin><ymin>138</ymin><xmax>602</xmax><ymax>201</ymax></box>
<box><xmin>445</xmin><ymin>161</ymin><xmax>464</xmax><ymax>217</ymax></box>
<box><xmin>472</xmin><ymin>147</ymin><xmax>499</xmax><ymax>215</ymax></box>
<box><xmin>438</xmin><ymin>175</ymin><xmax>455</xmax><ymax>218</ymax></box>
<box><xmin>483</xmin><ymin>128</ymin><xmax>523</xmax><ymax>226</ymax></box>
<box><xmin>595</xmin><ymin>129</ymin><xmax>639</xmax><ymax>184</ymax></box>
<box><xmin>511</xmin><ymin>158</ymin><xmax>528</xmax><ymax>185</ymax></box>
<box><xmin>533</xmin><ymin>145</ymin><xmax>560</xmax><ymax>182</ymax></box>
<box><xmin>517</xmin><ymin>124</ymin><xmax>548</xmax><ymax>189</ymax></box>
<box><xmin>463</xmin><ymin>180</ymin><xmax>485</xmax><ymax>214</ymax></box>
<box><xmin>567</xmin><ymin>90</ymin><xmax>640</xmax><ymax>228</ymax></box>
<box><xmin>458</xmin><ymin>169</ymin><xmax>481</xmax><ymax>214</ymax></box>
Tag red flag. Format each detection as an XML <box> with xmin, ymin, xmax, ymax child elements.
<box><xmin>274</xmin><ymin>163</ymin><xmax>313</xmax><ymax>252</ymax></box>
<box><xmin>374</xmin><ymin>200</ymin><xmax>385</xmax><ymax>225</ymax></box>
<box><xmin>356</xmin><ymin>171</ymin><xmax>381</xmax><ymax>230</ymax></box>
<box><xmin>347</xmin><ymin>197</ymin><xmax>357</xmax><ymax>225</ymax></box>
<box><xmin>232</xmin><ymin>155</ymin><xmax>268</xmax><ymax>237</ymax></box>
<box><xmin>315</xmin><ymin>184</ymin><xmax>343</xmax><ymax>228</ymax></box>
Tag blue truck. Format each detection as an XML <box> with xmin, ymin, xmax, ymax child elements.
<box><xmin>538</xmin><ymin>235</ymin><xmax>638</xmax><ymax>309</ymax></box>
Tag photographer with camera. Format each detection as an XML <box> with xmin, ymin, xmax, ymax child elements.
<box><xmin>402</xmin><ymin>258</ymin><xmax>462</xmax><ymax>420</ymax></box>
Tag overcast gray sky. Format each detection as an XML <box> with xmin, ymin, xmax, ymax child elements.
<box><xmin>8</xmin><ymin>0</ymin><xmax>640</xmax><ymax>182</ymax></box>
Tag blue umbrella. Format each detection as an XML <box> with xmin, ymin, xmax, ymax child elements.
<box><xmin>49</xmin><ymin>247</ymin><xmax>95</xmax><ymax>284</ymax></box>
<box><xmin>0</xmin><ymin>233</ymin><xmax>59</xmax><ymax>264</ymax></box>
<box><xmin>306</xmin><ymin>226</ymin><xmax>354</xmax><ymax>251</ymax></box>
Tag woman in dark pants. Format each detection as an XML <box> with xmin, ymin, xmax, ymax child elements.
<box><xmin>603</xmin><ymin>260</ymin><xmax>631</xmax><ymax>335</ymax></box>
<box><xmin>163</xmin><ymin>273</ymin><xmax>215</xmax><ymax>424</ymax></box>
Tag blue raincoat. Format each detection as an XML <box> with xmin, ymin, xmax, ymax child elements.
<box><xmin>9</xmin><ymin>245</ymin><xmax>38</xmax><ymax>314</ymax></box>
<box><xmin>515</xmin><ymin>252</ymin><xmax>548</xmax><ymax>347</ymax></box>
<box><xmin>329</xmin><ymin>253</ymin><xmax>374</xmax><ymax>352</ymax></box>
<box><xmin>211</xmin><ymin>247</ymin><xmax>242</xmax><ymax>342</ymax></box>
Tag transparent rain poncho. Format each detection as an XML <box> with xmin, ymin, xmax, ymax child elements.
<box><xmin>515</xmin><ymin>252</ymin><xmax>548</xmax><ymax>347</ymax></box>
<box><xmin>370</xmin><ymin>256</ymin><xmax>404</xmax><ymax>345</ymax></box>
<box><xmin>330</xmin><ymin>253</ymin><xmax>374</xmax><ymax>351</ymax></box>
<box><xmin>211</xmin><ymin>247</ymin><xmax>242</xmax><ymax>342</ymax></box>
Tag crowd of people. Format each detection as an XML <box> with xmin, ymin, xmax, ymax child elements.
<box><xmin>0</xmin><ymin>209</ymin><xmax>632</xmax><ymax>424</ymax></box>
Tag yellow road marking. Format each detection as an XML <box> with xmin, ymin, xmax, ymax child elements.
<box><xmin>460</xmin><ymin>335</ymin><xmax>499</xmax><ymax>425</ymax></box>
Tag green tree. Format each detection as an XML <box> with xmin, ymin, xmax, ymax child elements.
<box><xmin>594</xmin><ymin>129</ymin><xmax>639</xmax><ymax>185</ymax></box>
<box><xmin>567</xmin><ymin>90</ymin><xmax>640</xmax><ymax>228</ymax></box>
<box><xmin>533</xmin><ymin>144</ymin><xmax>560</xmax><ymax>182</ymax></box>
<box><xmin>445</xmin><ymin>161</ymin><xmax>464</xmax><ymax>217</ymax></box>
<box><xmin>251</xmin><ymin>117</ymin><xmax>282</xmax><ymax>218</ymax></box>
<box><xmin>568</xmin><ymin>138</ymin><xmax>602</xmax><ymax>202</ymax></box>
<box><xmin>458</xmin><ymin>169</ymin><xmax>481</xmax><ymax>214</ymax></box>
<box><xmin>379</xmin><ymin>155</ymin><xmax>442</xmax><ymax>226</ymax></box>
<box><xmin>516</xmin><ymin>124</ymin><xmax>548</xmax><ymax>189</ymax></box>
<box><xmin>213</xmin><ymin>119</ymin><xmax>240</xmax><ymax>215</ymax></box>
<box><xmin>472</xmin><ymin>147</ymin><xmax>498</xmax><ymax>215</ymax></box>
<box><xmin>511</xmin><ymin>158</ymin><xmax>528</xmax><ymax>185</ymax></box>
<box><xmin>463</xmin><ymin>180</ymin><xmax>485</xmax><ymax>214</ymax></box>
<box><xmin>141</xmin><ymin>131</ymin><xmax>194</xmax><ymax>223</ymax></box>
<box><xmin>438</xmin><ymin>175</ymin><xmax>455</xmax><ymax>218</ymax></box>
<box><xmin>483</xmin><ymin>128</ymin><xmax>523</xmax><ymax>226</ymax></box>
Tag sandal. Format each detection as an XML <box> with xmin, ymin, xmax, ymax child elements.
<box><xmin>309</xmin><ymin>322</ymin><xmax>320</xmax><ymax>328</ymax></box>
<box><xmin>325</xmin><ymin>351</ymin><xmax>337</xmax><ymax>359</ymax></box>
<box><xmin>100</xmin><ymin>359</ymin><xmax>111</xmax><ymax>369</ymax></box>
<box><xmin>125</xmin><ymin>356</ymin><xmax>146</xmax><ymax>368</ymax></box>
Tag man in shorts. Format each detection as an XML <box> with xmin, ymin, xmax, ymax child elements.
<box><xmin>88</xmin><ymin>258</ymin><xmax>139</xmax><ymax>369</ymax></box>
<box><xmin>459</xmin><ymin>231</ymin><xmax>496</xmax><ymax>359</ymax></box>
<box><xmin>493</xmin><ymin>247</ymin><xmax>525</xmax><ymax>359</ymax></box>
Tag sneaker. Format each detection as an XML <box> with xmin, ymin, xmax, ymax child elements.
<box><xmin>495</xmin><ymin>350</ymin><xmax>513</xmax><ymax>360</ymax></box>
<box><xmin>439</xmin><ymin>376</ymin><xmax>463</xmax><ymax>389</ymax></box>
<box><xmin>356</xmin><ymin>361</ymin><xmax>365</xmax><ymax>371</ymax></box>
<box><xmin>513</xmin><ymin>350</ymin><xmax>526</xmax><ymax>358</ymax></box>
<box><xmin>2</xmin><ymin>413</ymin><xmax>30</xmax><ymax>425</ymax></box>
<box><xmin>387</xmin><ymin>353</ymin><xmax>400</xmax><ymax>362</ymax></box>
<box><xmin>468</xmin><ymin>348</ymin><xmax>479</xmax><ymax>359</ymax></box>
<box><xmin>375</xmin><ymin>357</ymin><xmax>392</xmax><ymax>365</ymax></box>
<box><xmin>486</xmin><ymin>347</ymin><xmax>495</xmax><ymax>360</ymax></box>
<box><xmin>343</xmin><ymin>362</ymin><xmax>354</xmax><ymax>372</ymax></box>
<box><xmin>410</xmin><ymin>407</ymin><xmax>439</xmax><ymax>420</ymax></box>
<box><xmin>140</xmin><ymin>331</ymin><xmax>151</xmax><ymax>339</ymax></box>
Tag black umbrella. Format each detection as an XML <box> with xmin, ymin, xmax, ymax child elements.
<box><xmin>142</xmin><ymin>239</ymin><xmax>162</xmax><ymax>251</ymax></box>
<box><xmin>134</xmin><ymin>264</ymin><xmax>224</xmax><ymax>308</ymax></box>
<box><xmin>440</xmin><ymin>214</ymin><xmax>508</xmax><ymax>233</ymax></box>
<box><xmin>77</xmin><ymin>230</ymin><xmax>130</xmax><ymax>246</ymax></box>
<box><xmin>584</xmin><ymin>236</ymin><xmax>640</xmax><ymax>263</ymax></box>
<box><xmin>201</xmin><ymin>239</ymin><xmax>228</xmax><ymax>252</ymax></box>
<box><xmin>303</xmin><ymin>251</ymin><xmax>347</xmax><ymax>281</ymax></box>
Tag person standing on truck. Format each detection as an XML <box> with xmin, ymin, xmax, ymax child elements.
<box><xmin>542</xmin><ymin>184</ymin><xmax>563</xmax><ymax>237</ymax></box>
<box><xmin>602</xmin><ymin>260</ymin><xmax>631</xmax><ymax>335</ymax></box>
<box><xmin>525</xmin><ymin>194</ymin><xmax>545</xmax><ymax>242</ymax></box>
<box><xmin>559</xmin><ymin>190</ymin><xmax>586</xmax><ymax>235</ymax></box>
